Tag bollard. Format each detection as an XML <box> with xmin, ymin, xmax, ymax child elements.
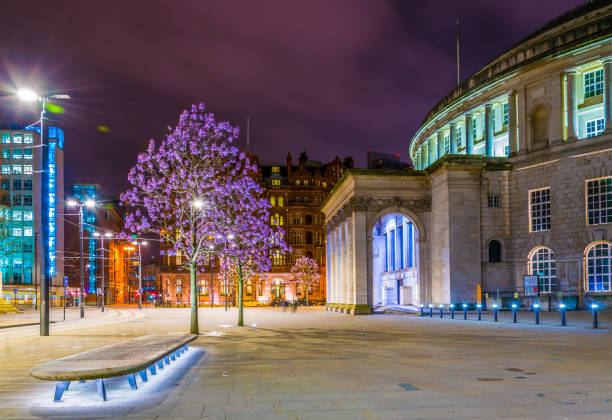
<box><xmin>462</xmin><ymin>303</ymin><xmax>468</xmax><ymax>320</ymax></box>
<box><xmin>439</xmin><ymin>304</ymin><xmax>444</xmax><ymax>318</ymax></box>
<box><xmin>429</xmin><ymin>304</ymin><xmax>433</xmax><ymax>318</ymax></box>
<box><xmin>477</xmin><ymin>303</ymin><xmax>482</xmax><ymax>321</ymax></box>
<box><xmin>450</xmin><ymin>304</ymin><xmax>455</xmax><ymax>319</ymax></box>
<box><xmin>533</xmin><ymin>303</ymin><xmax>540</xmax><ymax>325</ymax></box>
<box><xmin>560</xmin><ymin>303</ymin><xmax>566</xmax><ymax>326</ymax></box>
<box><xmin>420</xmin><ymin>304</ymin><xmax>424</xmax><ymax>317</ymax></box>
<box><xmin>591</xmin><ymin>303</ymin><xmax>598</xmax><ymax>329</ymax></box>
<box><xmin>492</xmin><ymin>304</ymin><xmax>498</xmax><ymax>322</ymax></box>
<box><xmin>512</xmin><ymin>303</ymin><xmax>518</xmax><ymax>323</ymax></box>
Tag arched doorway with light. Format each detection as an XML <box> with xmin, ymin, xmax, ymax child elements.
<box><xmin>371</xmin><ymin>213</ymin><xmax>420</xmax><ymax>308</ymax></box>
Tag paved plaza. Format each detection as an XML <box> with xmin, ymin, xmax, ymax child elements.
<box><xmin>1</xmin><ymin>306</ymin><xmax>612</xmax><ymax>419</ymax></box>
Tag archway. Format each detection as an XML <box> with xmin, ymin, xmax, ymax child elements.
<box><xmin>371</xmin><ymin>213</ymin><xmax>419</xmax><ymax>307</ymax></box>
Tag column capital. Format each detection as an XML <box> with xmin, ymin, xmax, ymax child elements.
<box><xmin>564</xmin><ymin>67</ymin><xmax>579</xmax><ymax>76</ymax></box>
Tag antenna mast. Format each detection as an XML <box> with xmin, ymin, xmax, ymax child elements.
<box><xmin>456</xmin><ymin>20</ymin><xmax>461</xmax><ymax>86</ymax></box>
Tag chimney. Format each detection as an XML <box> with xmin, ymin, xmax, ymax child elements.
<box><xmin>286</xmin><ymin>152</ymin><xmax>292</xmax><ymax>183</ymax></box>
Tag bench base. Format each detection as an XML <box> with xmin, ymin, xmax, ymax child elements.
<box><xmin>52</xmin><ymin>344</ymin><xmax>189</xmax><ymax>402</ymax></box>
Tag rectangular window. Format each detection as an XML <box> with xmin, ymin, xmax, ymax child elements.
<box><xmin>397</xmin><ymin>225</ymin><xmax>404</xmax><ymax>269</ymax></box>
<box><xmin>2</xmin><ymin>150</ymin><xmax>9</xmax><ymax>159</ymax></box>
<box><xmin>272</xmin><ymin>179</ymin><xmax>280</xmax><ymax>186</ymax></box>
<box><xmin>23</xmin><ymin>165</ymin><xmax>32</xmax><ymax>175</ymax></box>
<box><xmin>390</xmin><ymin>229</ymin><xmax>396</xmax><ymax>271</ymax></box>
<box><xmin>23</xmin><ymin>195</ymin><xmax>32</xmax><ymax>206</ymax></box>
<box><xmin>457</xmin><ymin>126</ymin><xmax>462</xmax><ymax>147</ymax></box>
<box><xmin>503</xmin><ymin>102</ymin><xmax>509</xmax><ymax>126</ymax></box>
<box><xmin>23</xmin><ymin>180</ymin><xmax>32</xmax><ymax>190</ymax></box>
<box><xmin>504</xmin><ymin>145</ymin><xmax>510</xmax><ymax>156</ymax></box>
<box><xmin>12</xmin><ymin>227</ymin><xmax>22</xmax><ymax>237</ymax></box>
<box><xmin>12</xmin><ymin>134</ymin><xmax>22</xmax><ymax>144</ymax></box>
<box><xmin>1</xmin><ymin>133</ymin><xmax>10</xmax><ymax>144</ymax></box>
<box><xmin>12</xmin><ymin>149</ymin><xmax>22</xmax><ymax>160</ymax></box>
<box><xmin>24</xmin><ymin>133</ymin><xmax>33</xmax><ymax>144</ymax></box>
<box><xmin>586</xmin><ymin>118</ymin><xmax>605</xmax><ymax>138</ymax></box>
<box><xmin>586</xmin><ymin>177</ymin><xmax>612</xmax><ymax>225</ymax></box>
<box><xmin>584</xmin><ymin>69</ymin><xmax>603</xmax><ymax>98</ymax></box>
<box><xmin>384</xmin><ymin>233</ymin><xmax>388</xmax><ymax>272</ymax></box>
<box><xmin>23</xmin><ymin>149</ymin><xmax>32</xmax><ymax>160</ymax></box>
<box><xmin>23</xmin><ymin>227</ymin><xmax>32</xmax><ymax>237</ymax></box>
<box><xmin>23</xmin><ymin>211</ymin><xmax>32</xmax><ymax>221</ymax></box>
<box><xmin>1</xmin><ymin>180</ymin><xmax>9</xmax><ymax>190</ymax></box>
<box><xmin>444</xmin><ymin>135</ymin><xmax>450</xmax><ymax>154</ymax></box>
<box><xmin>12</xmin><ymin>165</ymin><xmax>22</xmax><ymax>174</ymax></box>
<box><xmin>488</xmin><ymin>195</ymin><xmax>500</xmax><ymax>208</ymax></box>
<box><xmin>530</xmin><ymin>188</ymin><xmax>551</xmax><ymax>232</ymax></box>
<box><xmin>271</xmin><ymin>166</ymin><xmax>280</xmax><ymax>173</ymax></box>
<box><xmin>12</xmin><ymin>180</ymin><xmax>21</xmax><ymax>190</ymax></box>
<box><xmin>12</xmin><ymin>195</ymin><xmax>21</xmax><ymax>206</ymax></box>
<box><xmin>472</xmin><ymin>118</ymin><xmax>477</xmax><ymax>140</ymax></box>
<box><xmin>12</xmin><ymin>210</ymin><xmax>22</xmax><ymax>221</ymax></box>
<box><xmin>1</xmin><ymin>164</ymin><xmax>10</xmax><ymax>174</ymax></box>
<box><xmin>23</xmin><ymin>243</ymin><xmax>33</xmax><ymax>253</ymax></box>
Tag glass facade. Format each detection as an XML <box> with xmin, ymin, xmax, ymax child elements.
<box><xmin>72</xmin><ymin>185</ymin><xmax>97</xmax><ymax>293</ymax></box>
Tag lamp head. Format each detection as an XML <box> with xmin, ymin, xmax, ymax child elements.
<box><xmin>93</xmin><ymin>232</ymin><xmax>100</xmax><ymax>237</ymax></box>
<box><xmin>428</xmin><ymin>304</ymin><xmax>433</xmax><ymax>308</ymax></box>
<box><xmin>533</xmin><ymin>303</ymin><xmax>540</xmax><ymax>309</ymax></box>
<box><xmin>492</xmin><ymin>304</ymin><xmax>498</xmax><ymax>309</ymax></box>
<box><xmin>559</xmin><ymin>303</ymin><xmax>566</xmax><ymax>309</ymax></box>
<box><xmin>66</xmin><ymin>200</ymin><xmax>77</xmax><ymax>207</ymax></box>
<box><xmin>591</xmin><ymin>303</ymin><xmax>599</xmax><ymax>309</ymax></box>
<box><xmin>17</xmin><ymin>88</ymin><xmax>38</xmax><ymax>102</ymax></box>
<box><xmin>450</xmin><ymin>304</ymin><xmax>455</xmax><ymax>308</ymax></box>
<box><xmin>462</xmin><ymin>303</ymin><xmax>467</xmax><ymax>308</ymax></box>
<box><xmin>104</xmin><ymin>232</ymin><xmax>113</xmax><ymax>238</ymax></box>
<box><xmin>511</xmin><ymin>303</ymin><xmax>517</xmax><ymax>308</ymax></box>
<box><xmin>192</xmin><ymin>199</ymin><xmax>204</xmax><ymax>209</ymax></box>
<box><xmin>477</xmin><ymin>304</ymin><xmax>482</xmax><ymax>308</ymax></box>
<box><xmin>84</xmin><ymin>199</ymin><xmax>95</xmax><ymax>208</ymax></box>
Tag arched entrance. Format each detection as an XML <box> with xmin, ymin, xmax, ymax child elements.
<box><xmin>271</xmin><ymin>278</ymin><xmax>285</xmax><ymax>304</ymax></box>
<box><xmin>371</xmin><ymin>213</ymin><xmax>419</xmax><ymax>308</ymax></box>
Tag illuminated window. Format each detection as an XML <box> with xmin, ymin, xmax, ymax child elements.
<box><xmin>23</xmin><ymin>149</ymin><xmax>32</xmax><ymax>160</ymax></box>
<box><xmin>24</xmin><ymin>227</ymin><xmax>33</xmax><ymax>237</ymax></box>
<box><xmin>529</xmin><ymin>188</ymin><xmax>551</xmax><ymax>232</ymax></box>
<box><xmin>270</xmin><ymin>196</ymin><xmax>275</xmax><ymax>207</ymax></box>
<box><xmin>503</xmin><ymin>102</ymin><xmax>509</xmax><ymax>126</ymax></box>
<box><xmin>23</xmin><ymin>165</ymin><xmax>33</xmax><ymax>175</ymax></box>
<box><xmin>586</xmin><ymin>118</ymin><xmax>605</xmax><ymax>138</ymax></box>
<box><xmin>323</xmin><ymin>182</ymin><xmax>327</xmax><ymax>188</ymax></box>
<box><xmin>12</xmin><ymin>149</ymin><xmax>21</xmax><ymax>160</ymax></box>
<box><xmin>272</xmin><ymin>179</ymin><xmax>280</xmax><ymax>186</ymax></box>
<box><xmin>584</xmin><ymin>69</ymin><xmax>603</xmax><ymax>98</ymax></box>
<box><xmin>586</xmin><ymin>242</ymin><xmax>612</xmax><ymax>292</ymax></box>
<box><xmin>23</xmin><ymin>211</ymin><xmax>32</xmax><ymax>221</ymax></box>
<box><xmin>12</xmin><ymin>134</ymin><xmax>22</xmax><ymax>144</ymax></box>
<box><xmin>472</xmin><ymin>117</ymin><xmax>477</xmax><ymax>140</ymax></box>
<box><xmin>304</xmin><ymin>180</ymin><xmax>308</xmax><ymax>186</ymax></box>
<box><xmin>586</xmin><ymin>177</ymin><xmax>612</xmax><ymax>225</ymax></box>
<box><xmin>278</xmin><ymin>197</ymin><xmax>283</xmax><ymax>206</ymax></box>
<box><xmin>529</xmin><ymin>247</ymin><xmax>556</xmax><ymax>293</ymax></box>
<box><xmin>1</xmin><ymin>133</ymin><xmax>10</xmax><ymax>144</ymax></box>
<box><xmin>295</xmin><ymin>180</ymin><xmax>300</xmax><ymax>185</ymax></box>
<box><xmin>444</xmin><ymin>134</ymin><xmax>450</xmax><ymax>154</ymax></box>
<box><xmin>12</xmin><ymin>227</ymin><xmax>22</xmax><ymax>237</ymax></box>
<box><xmin>12</xmin><ymin>210</ymin><xmax>22</xmax><ymax>221</ymax></box>
<box><xmin>12</xmin><ymin>164</ymin><xmax>22</xmax><ymax>174</ymax></box>
<box><xmin>24</xmin><ymin>133</ymin><xmax>33</xmax><ymax>144</ymax></box>
<box><xmin>279</xmin><ymin>216</ymin><xmax>284</xmax><ymax>226</ymax></box>
<box><xmin>272</xmin><ymin>166</ymin><xmax>280</xmax><ymax>173</ymax></box>
<box><xmin>457</xmin><ymin>126</ymin><xmax>462</xmax><ymax>148</ymax></box>
<box><xmin>2</xmin><ymin>150</ymin><xmax>9</xmax><ymax>159</ymax></box>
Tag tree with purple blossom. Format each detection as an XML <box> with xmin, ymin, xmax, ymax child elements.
<box><xmin>120</xmin><ymin>103</ymin><xmax>276</xmax><ymax>332</ymax></box>
<box><xmin>291</xmin><ymin>256</ymin><xmax>320</xmax><ymax>307</ymax></box>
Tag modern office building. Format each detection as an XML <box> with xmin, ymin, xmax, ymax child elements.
<box><xmin>322</xmin><ymin>1</ymin><xmax>612</xmax><ymax>313</ymax></box>
<box><xmin>0</xmin><ymin>127</ymin><xmax>64</xmax><ymax>305</ymax></box>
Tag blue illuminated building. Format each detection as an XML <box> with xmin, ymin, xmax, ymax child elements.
<box><xmin>0</xmin><ymin>127</ymin><xmax>65</xmax><ymax>303</ymax></box>
<box><xmin>71</xmin><ymin>184</ymin><xmax>98</xmax><ymax>293</ymax></box>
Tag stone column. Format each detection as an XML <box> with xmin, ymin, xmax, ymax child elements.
<box><xmin>352</xmin><ymin>211</ymin><xmax>370</xmax><ymax>314</ymax></box>
<box><xmin>416</xmin><ymin>150</ymin><xmax>421</xmax><ymax>170</ymax></box>
<box><xmin>465</xmin><ymin>114</ymin><xmax>473</xmax><ymax>154</ymax></box>
<box><xmin>345</xmin><ymin>217</ymin><xmax>354</xmax><ymax>307</ymax></box>
<box><xmin>565</xmin><ymin>70</ymin><xmax>578</xmax><ymax>140</ymax></box>
<box><xmin>517</xmin><ymin>88</ymin><xmax>528</xmax><ymax>151</ymax></box>
<box><xmin>326</xmin><ymin>230</ymin><xmax>332</xmax><ymax>305</ymax></box>
<box><xmin>485</xmin><ymin>104</ymin><xmax>493</xmax><ymax>156</ymax></box>
<box><xmin>422</xmin><ymin>144</ymin><xmax>429</xmax><ymax>169</ymax></box>
<box><xmin>437</xmin><ymin>130</ymin><xmax>444</xmax><ymax>158</ymax></box>
<box><xmin>428</xmin><ymin>137</ymin><xmax>436</xmax><ymax>165</ymax></box>
<box><xmin>341</xmin><ymin>220</ymin><xmax>349</xmax><ymax>307</ymax></box>
<box><xmin>603</xmin><ymin>57</ymin><xmax>612</xmax><ymax>133</ymax></box>
<box><xmin>450</xmin><ymin>122</ymin><xmax>457</xmax><ymax>154</ymax></box>
<box><xmin>508</xmin><ymin>91</ymin><xmax>518</xmax><ymax>154</ymax></box>
<box><xmin>335</xmin><ymin>226</ymin><xmax>343</xmax><ymax>306</ymax></box>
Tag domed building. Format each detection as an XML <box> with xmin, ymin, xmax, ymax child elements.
<box><xmin>322</xmin><ymin>1</ymin><xmax>612</xmax><ymax>314</ymax></box>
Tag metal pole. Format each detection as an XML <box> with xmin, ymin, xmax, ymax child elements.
<box><xmin>79</xmin><ymin>205</ymin><xmax>85</xmax><ymax>318</ymax></box>
<box><xmin>40</xmin><ymin>99</ymin><xmax>50</xmax><ymax>336</ymax></box>
<box><xmin>101</xmin><ymin>236</ymin><xmax>105</xmax><ymax>313</ymax></box>
<box><xmin>138</xmin><ymin>243</ymin><xmax>142</xmax><ymax>310</ymax></box>
<box><xmin>34</xmin><ymin>232</ymin><xmax>38</xmax><ymax>310</ymax></box>
<box><xmin>560</xmin><ymin>303</ymin><xmax>566</xmax><ymax>326</ymax></box>
<box><xmin>210</xmin><ymin>258</ymin><xmax>214</xmax><ymax>308</ymax></box>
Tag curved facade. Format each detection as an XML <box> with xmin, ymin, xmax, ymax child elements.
<box><xmin>323</xmin><ymin>2</ymin><xmax>612</xmax><ymax>313</ymax></box>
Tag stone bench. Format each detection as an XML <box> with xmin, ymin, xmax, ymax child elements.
<box><xmin>29</xmin><ymin>333</ymin><xmax>197</xmax><ymax>402</ymax></box>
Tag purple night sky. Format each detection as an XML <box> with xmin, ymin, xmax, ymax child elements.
<box><xmin>0</xmin><ymin>0</ymin><xmax>584</xmax><ymax>198</ymax></box>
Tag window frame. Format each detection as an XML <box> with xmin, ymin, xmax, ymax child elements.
<box><xmin>584</xmin><ymin>68</ymin><xmax>603</xmax><ymax>99</ymax></box>
<box><xmin>529</xmin><ymin>187</ymin><xmax>551</xmax><ymax>232</ymax></box>
<box><xmin>585</xmin><ymin>242</ymin><xmax>612</xmax><ymax>292</ymax></box>
<box><xmin>528</xmin><ymin>247</ymin><xmax>556</xmax><ymax>293</ymax></box>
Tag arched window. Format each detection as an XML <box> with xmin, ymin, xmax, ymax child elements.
<box><xmin>488</xmin><ymin>240</ymin><xmax>502</xmax><ymax>263</ymax></box>
<box><xmin>529</xmin><ymin>247</ymin><xmax>556</xmax><ymax>293</ymax></box>
<box><xmin>278</xmin><ymin>197</ymin><xmax>284</xmax><ymax>207</ymax></box>
<box><xmin>586</xmin><ymin>242</ymin><xmax>612</xmax><ymax>292</ymax></box>
<box><xmin>270</xmin><ymin>197</ymin><xmax>275</xmax><ymax>207</ymax></box>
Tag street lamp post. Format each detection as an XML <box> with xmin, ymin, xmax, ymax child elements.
<box><xmin>94</xmin><ymin>231</ymin><xmax>113</xmax><ymax>313</ymax></box>
<box><xmin>67</xmin><ymin>198</ymin><xmax>95</xmax><ymax>318</ymax></box>
<box><xmin>17</xmin><ymin>88</ymin><xmax>70</xmax><ymax>336</ymax></box>
<box><xmin>131</xmin><ymin>239</ymin><xmax>147</xmax><ymax>310</ymax></box>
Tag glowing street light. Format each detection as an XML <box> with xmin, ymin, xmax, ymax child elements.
<box><xmin>16</xmin><ymin>88</ymin><xmax>38</xmax><ymax>102</ymax></box>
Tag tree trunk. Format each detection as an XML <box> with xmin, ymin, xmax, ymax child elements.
<box><xmin>189</xmin><ymin>261</ymin><xmax>198</xmax><ymax>334</ymax></box>
<box><xmin>237</xmin><ymin>262</ymin><xmax>244</xmax><ymax>326</ymax></box>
